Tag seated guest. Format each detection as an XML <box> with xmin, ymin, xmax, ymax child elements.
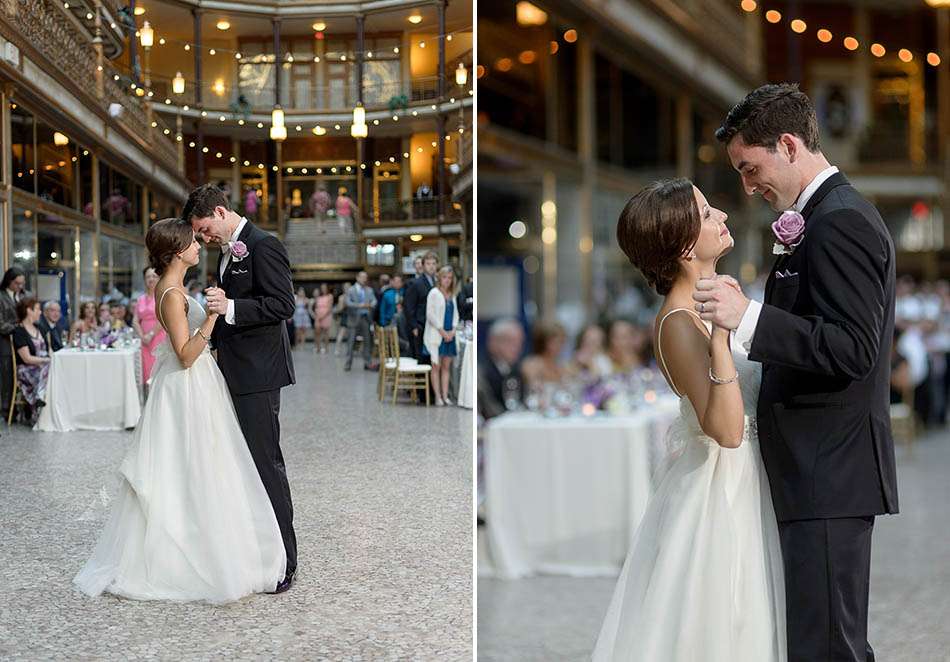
<box><xmin>478</xmin><ymin>318</ymin><xmax>525</xmax><ymax>419</ymax></box>
<box><xmin>109</xmin><ymin>299</ymin><xmax>129</xmax><ymax>330</ymax></box>
<box><xmin>521</xmin><ymin>320</ymin><xmax>568</xmax><ymax>391</ymax></box>
<box><xmin>37</xmin><ymin>301</ymin><xmax>66</xmax><ymax>352</ymax></box>
<box><xmin>13</xmin><ymin>297</ymin><xmax>51</xmax><ymax>424</ymax></box>
<box><xmin>379</xmin><ymin>274</ymin><xmax>405</xmax><ymax>327</ymax></box>
<box><xmin>569</xmin><ymin>323</ymin><xmax>613</xmax><ymax>380</ymax></box>
<box><xmin>97</xmin><ymin>302</ymin><xmax>113</xmax><ymax>332</ymax></box>
<box><xmin>70</xmin><ymin>300</ymin><xmax>99</xmax><ymax>343</ymax></box>
<box><xmin>607</xmin><ymin>319</ymin><xmax>646</xmax><ymax>375</ymax></box>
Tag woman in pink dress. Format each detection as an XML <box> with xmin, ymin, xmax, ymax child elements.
<box><xmin>310</xmin><ymin>283</ymin><xmax>335</xmax><ymax>354</ymax></box>
<box><xmin>132</xmin><ymin>267</ymin><xmax>166</xmax><ymax>383</ymax></box>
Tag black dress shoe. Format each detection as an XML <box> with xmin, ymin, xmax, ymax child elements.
<box><xmin>270</xmin><ymin>569</ymin><xmax>296</xmax><ymax>594</ymax></box>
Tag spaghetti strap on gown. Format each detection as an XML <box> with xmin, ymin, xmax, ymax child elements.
<box><xmin>592</xmin><ymin>308</ymin><xmax>786</xmax><ymax>661</ymax></box>
<box><xmin>73</xmin><ymin>288</ymin><xmax>285</xmax><ymax>604</ymax></box>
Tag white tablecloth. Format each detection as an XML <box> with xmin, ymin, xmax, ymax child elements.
<box><xmin>458</xmin><ymin>338</ymin><xmax>474</xmax><ymax>409</ymax></box>
<box><xmin>482</xmin><ymin>399</ymin><xmax>680</xmax><ymax>579</ymax></box>
<box><xmin>36</xmin><ymin>348</ymin><xmax>143</xmax><ymax>432</ymax></box>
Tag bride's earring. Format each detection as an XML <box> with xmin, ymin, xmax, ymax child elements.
<box><xmin>685</xmin><ymin>252</ymin><xmax>696</xmax><ymax>261</ymax></box>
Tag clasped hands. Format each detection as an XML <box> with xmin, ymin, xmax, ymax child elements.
<box><xmin>204</xmin><ymin>287</ymin><xmax>228</xmax><ymax>316</ymax></box>
<box><xmin>692</xmin><ymin>275</ymin><xmax>749</xmax><ymax>331</ymax></box>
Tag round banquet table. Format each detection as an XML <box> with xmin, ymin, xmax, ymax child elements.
<box><xmin>482</xmin><ymin>398</ymin><xmax>680</xmax><ymax>579</ymax></box>
<box><xmin>35</xmin><ymin>347</ymin><xmax>143</xmax><ymax>432</ymax></box>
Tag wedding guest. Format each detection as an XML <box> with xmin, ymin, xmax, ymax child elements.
<box><xmin>333</xmin><ymin>284</ymin><xmax>350</xmax><ymax>356</ymax></box>
<box><xmin>478</xmin><ymin>318</ymin><xmax>525</xmax><ymax>419</ymax></box>
<box><xmin>335</xmin><ymin>186</ymin><xmax>358</xmax><ymax>231</ymax></box>
<box><xmin>404</xmin><ymin>251</ymin><xmax>439</xmax><ymax>359</ymax></box>
<box><xmin>521</xmin><ymin>320</ymin><xmax>568</xmax><ymax>391</ymax></box>
<box><xmin>37</xmin><ymin>301</ymin><xmax>67</xmax><ymax>352</ymax></box>
<box><xmin>412</xmin><ymin>256</ymin><xmax>424</xmax><ymax>279</ymax></box>
<box><xmin>109</xmin><ymin>300</ymin><xmax>129</xmax><ymax>330</ymax></box>
<box><xmin>311</xmin><ymin>283</ymin><xmax>334</xmax><ymax>354</ymax></box>
<box><xmin>0</xmin><ymin>266</ymin><xmax>26</xmax><ymax>414</ymax></box>
<box><xmin>345</xmin><ymin>271</ymin><xmax>377</xmax><ymax>371</ymax></box>
<box><xmin>309</xmin><ymin>185</ymin><xmax>330</xmax><ymax>220</ymax></box>
<box><xmin>97</xmin><ymin>302</ymin><xmax>113</xmax><ymax>332</ymax></box>
<box><xmin>569</xmin><ymin>323</ymin><xmax>613</xmax><ymax>380</ymax></box>
<box><xmin>13</xmin><ymin>297</ymin><xmax>51</xmax><ymax>424</ymax></box>
<box><xmin>424</xmin><ymin>266</ymin><xmax>460</xmax><ymax>406</ymax></box>
<box><xmin>607</xmin><ymin>319</ymin><xmax>646</xmax><ymax>374</ymax></box>
<box><xmin>132</xmin><ymin>267</ymin><xmax>166</xmax><ymax>383</ymax></box>
<box><xmin>69</xmin><ymin>300</ymin><xmax>99</xmax><ymax>344</ymax></box>
<box><xmin>379</xmin><ymin>275</ymin><xmax>404</xmax><ymax>327</ymax></box>
<box><xmin>293</xmin><ymin>286</ymin><xmax>312</xmax><ymax>347</ymax></box>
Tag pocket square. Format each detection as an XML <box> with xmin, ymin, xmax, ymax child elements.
<box><xmin>230</xmin><ymin>268</ymin><xmax>249</xmax><ymax>275</ymax></box>
<box><xmin>774</xmin><ymin>269</ymin><xmax>798</xmax><ymax>279</ymax></box>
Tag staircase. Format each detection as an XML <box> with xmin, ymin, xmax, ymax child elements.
<box><xmin>284</xmin><ymin>216</ymin><xmax>362</xmax><ymax>267</ymax></box>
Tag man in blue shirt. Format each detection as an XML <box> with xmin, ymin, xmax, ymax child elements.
<box><xmin>379</xmin><ymin>275</ymin><xmax>404</xmax><ymax>327</ymax></box>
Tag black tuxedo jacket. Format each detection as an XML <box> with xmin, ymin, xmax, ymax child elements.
<box><xmin>403</xmin><ymin>274</ymin><xmax>434</xmax><ymax>333</ymax></box>
<box><xmin>752</xmin><ymin>172</ymin><xmax>898</xmax><ymax>522</ymax></box>
<box><xmin>213</xmin><ymin>221</ymin><xmax>295</xmax><ymax>395</ymax></box>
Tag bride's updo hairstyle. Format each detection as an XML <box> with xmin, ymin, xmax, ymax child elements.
<box><xmin>147</xmin><ymin>218</ymin><xmax>194</xmax><ymax>276</ymax></box>
<box><xmin>616</xmin><ymin>178</ymin><xmax>700</xmax><ymax>295</ymax></box>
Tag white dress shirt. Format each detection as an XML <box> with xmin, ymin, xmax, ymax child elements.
<box><xmin>734</xmin><ymin>166</ymin><xmax>840</xmax><ymax>352</ymax></box>
<box><xmin>220</xmin><ymin>217</ymin><xmax>249</xmax><ymax>325</ymax></box>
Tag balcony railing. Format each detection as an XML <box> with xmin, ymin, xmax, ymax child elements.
<box><xmin>0</xmin><ymin>0</ymin><xmax>181</xmax><ymax>175</ymax></box>
<box><xmin>368</xmin><ymin>195</ymin><xmax>461</xmax><ymax>224</ymax></box>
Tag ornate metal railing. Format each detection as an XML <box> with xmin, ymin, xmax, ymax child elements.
<box><xmin>0</xmin><ymin>0</ymin><xmax>181</xmax><ymax>175</ymax></box>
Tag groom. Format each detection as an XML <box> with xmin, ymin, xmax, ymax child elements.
<box><xmin>694</xmin><ymin>84</ymin><xmax>898</xmax><ymax>661</ymax></box>
<box><xmin>181</xmin><ymin>184</ymin><xmax>298</xmax><ymax>593</ymax></box>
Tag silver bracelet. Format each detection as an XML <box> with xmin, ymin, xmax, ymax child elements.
<box><xmin>708</xmin><ymin>367</ymin><xmax>739</xmax><ymax>385</ymax></box>
<box><xmin>197</xmin><ymin>329</ymin><xmax>210</xmax><ymax>342</ymax></box>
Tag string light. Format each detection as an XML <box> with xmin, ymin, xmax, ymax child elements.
<box><xmin>765</xmin><ymin>9</ymin><xmax>781</xmax><ymax>23</ymax></box>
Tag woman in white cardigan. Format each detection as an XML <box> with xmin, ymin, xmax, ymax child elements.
<box><xmin>424</xmin><ymin>265</ymin><xmax>460</xmax><ymax>406</ymax></box>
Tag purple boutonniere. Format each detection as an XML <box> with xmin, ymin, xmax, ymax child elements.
<box><xmin>771</xmin><ymin>210</ymin><xmax>805</xmax><ymax>255</ymax></box>
<box><xmin>229</xmin><ymin>240</ymin><xmax>249</xmax><ymax>262</ymax></box>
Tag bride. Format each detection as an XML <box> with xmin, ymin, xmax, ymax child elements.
<box><xmin>592</xmin><ymin>179</ymin><xmax>786</xmax><ymax>661</ymax></box>
<box><xmin>73</xmin><ymin>218</ymin><xmax>285</xmax><ymax>604</ymax></box>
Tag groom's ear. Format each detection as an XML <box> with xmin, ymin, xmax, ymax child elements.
<box><xmin>778</xmin><ymin>134</ymin><xmax>798</xmax><ymax>163</ymax></box>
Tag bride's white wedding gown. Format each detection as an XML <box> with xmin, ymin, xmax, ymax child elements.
<box><xmin>592</xmin><ymin>309</ymin><xmax>786</xmax><ymax>661</ymax></box>
<box><xmin>73</xmin><ymin>288</ymin><xmax>285</xmax><ymax>604</ymax></box>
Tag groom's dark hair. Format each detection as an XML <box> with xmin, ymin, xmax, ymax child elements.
<box><xmin>715</xmin><ymin>83</ymin><xmax>820</xmax><ymax>153</ymax></box>
<box><xmin>181</xmin><ymin>183</ymin><xmax>230</xmax><ymax>223</ymax></box>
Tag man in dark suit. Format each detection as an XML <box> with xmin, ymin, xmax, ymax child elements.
<box><xmin>696</xmin><ymin>84</ymin><xmax>898</xmax><ymax>662</ymax></box>
<box><xmin>402</xmin><ymin>251</ymin><xmax>439</xmax><ymax>359</ymax></box>
<box><xmin>478</xmin><ymin>318</ymin><xmax>525</xmax><ymax>420</ymax></box>
<box><xmin>457</xmin><ymin>277</ymin><xmax>473</xmax><ymax>323</ymax></box>
<box><xmin>183</xmin><ymin>183</ymin><xmax>298</xmax><ymax>593</ymax></box>
<box><xmin>37</xmin><ymin>300</ymin><xmax>67</xmax><ymax>352</ymax></box>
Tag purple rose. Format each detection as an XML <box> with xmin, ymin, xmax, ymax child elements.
<box><xmin>771</xmin><ymin>211</ymin><xmax>805</xmax><ymax>246</ymax></box>
<box><xmin>230</xmin><ymin>240</ymin><xmax>249</xmax><ymax>260</ymax></box>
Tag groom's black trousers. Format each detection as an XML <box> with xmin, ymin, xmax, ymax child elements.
<box><xmin>231</xmin><ymin>388</ymin><xmax>297</xmax><ymax>575</ymax></box>
<box><xmin>780</xmin><ymin>517</ymin><xmax>875</xmax><ymax>662</ymax></box>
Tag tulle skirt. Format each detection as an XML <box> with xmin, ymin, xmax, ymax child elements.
<box><xmin>592</xmin><ymin>420</ymin><xmax>786</xmax><ymax>661</ymax></box>
<box><xmin>73</xmin><ymin>345</ymin><xmax>286</xmax><ymax>604</ymax></box>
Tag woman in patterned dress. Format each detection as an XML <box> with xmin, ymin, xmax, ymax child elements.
<box><xmin>13</xmin><ymin>297</ymin><xmax>51</xmax><ymax>423</ymax></box>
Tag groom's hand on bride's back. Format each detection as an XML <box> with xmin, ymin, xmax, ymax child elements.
<box><xmin>693</xmin><ymin>276</ymin><xmax>749</xmax><ymax>330</ymax></box>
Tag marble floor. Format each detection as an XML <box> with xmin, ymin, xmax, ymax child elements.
<box><xmin>478</xmin><ymin>430</ymin><xmax>950</xmax><ymax>662</ymax></box>
<box><xmin>0</xmin><ymin>346</ymin><xmax>474</xmax><ymax>661</ymax></box>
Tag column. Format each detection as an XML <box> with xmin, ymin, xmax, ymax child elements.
<box><xmin>194</xmin><ymin>9</ymin><xmax>205</xmax><ymax>184</ymax></box>
<box><xmin>273</xmin><ymin>19</ymin><xmax>284</xmax><ymax>238</ymax></box>
<box><xmin>129</xmin><ymin>0</ymin><xmax>140</xmax><ymax>84</ymax></box>
<box><xmin>356</xmin><ymin>14</ymin><xmax>365</xmax><ymax>234</ymax></box>
<box><xmin>675</xmin><ymin>95</ymin><xmax>693</xmax><ymax>180</ymax></box>
<box><xmin>939</xmin><ymin>8</ymin><xmax>950</xmax><ymax>269</ymax></box>
<box><xmin>542</xmin><ymin>172</ymin><xmax>557</xmax><ymax>317</ymax></box>
<box><xmin>1</xmin><ymin>87</ymin><xmax>11</xmax><ymax>271</ymax></box>
<box><xmin>91</xmin><ymin>155</ymin><xmax>101</xmax><ymax>294</ymax></box>
<box><xmin>577</xmin><ymin>34</ymin><xmax>594</xmax><ymax>316</ymax></box>
<box><xmin>436</xmin><ymin>0</ymin><xmax>447</xmax><ymax>232</ymax></box>
<box><xmin>231</xmin><ymin>138</ymin><xmax>241</xmax><ymax>208</ymax></box>
<box><xmin>93</xmin><ymin>0</ymin><xmax>104</xmax><ymax>99</ymax></box>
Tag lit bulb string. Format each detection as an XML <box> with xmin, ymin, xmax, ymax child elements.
<box><xmin>176</xmin><ymin>132</ymin><xmax>466</xmax><ymax>174</ymax></box>
<box><xmin>122</xmin><ymin>22</ymin><xmax>471</xmax><ymax>66</ymax></box>
<box><xmin>154</xmin><ymin>96</ymin><xmax>472</xmax><ymax>131</ymax></box>
<box><xmin>476</xmin><ymin>28</ymin><xmax>578</xmax><ymax>79</ymax></box>
<box><xmin>741</xmin><ymin>1</ymin><xmax>943</xmax><ymax>66</ymax></box>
